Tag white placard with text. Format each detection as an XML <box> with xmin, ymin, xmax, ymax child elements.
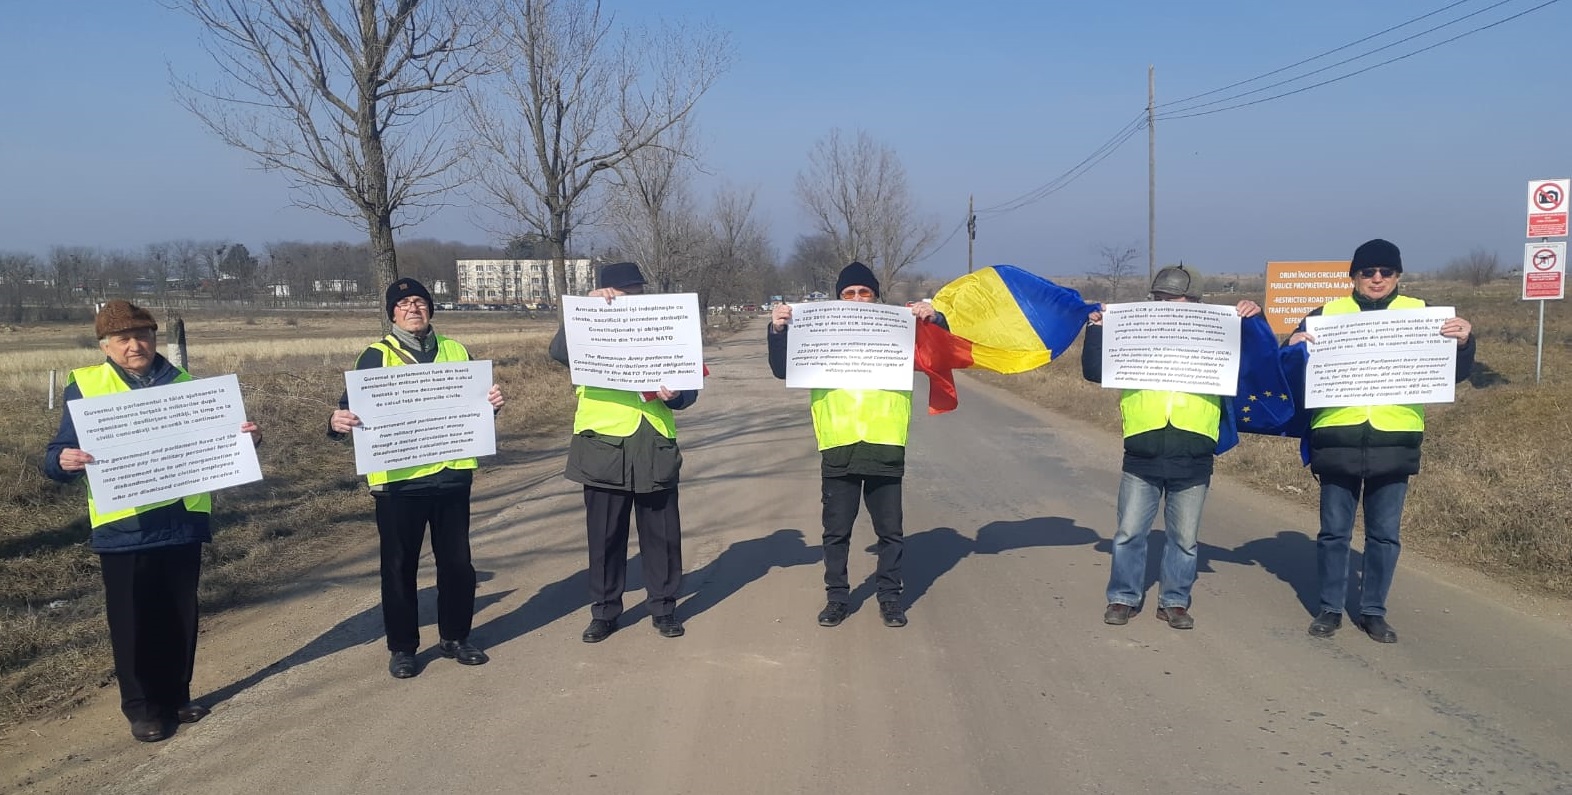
<box><xmin>69</xmin><ymin>374</ymin><xmax>262</xmax><ymax>514</ymax></box>
<box><xmin>1304</xmin><ymin>308</ymin><xmax>1458</xmax><ymax>408</ymax></box>
<box><xmin>785</xmin><ymin>301</ymin><xmax>917</xmax><ymax>391</ymax></box>
<box><xmin>562</xmin><ymin>293</ymin><xmax>705</xmax><ymax>391</ymax></box>
<box><xmin>1100</xmin><ymin>302</ymin><xmax>1242</xmax><ymax>396</ymax></box>
<box><xmin>345</xmin><ymin>360</ymin><xmax>496</xmax><ymax>475</ymax></box>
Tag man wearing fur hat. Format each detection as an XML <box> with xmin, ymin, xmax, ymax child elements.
<box><xmin>1285</xmin><ymin>239</ymin><xmax>1475</xmax><ymax>643</ymax></box>
<box><xmin>1082</xmin><ymin>265</ymin><xmax>1263</xmax><ymax>631</ymax></box>
<box><xmin>44</xmin><ymin>300</ymin><xmax>261</xmax><ymax>742</ymax></box>
<box><xmin>767</xmin><ymin>261</ymin><xmax>944</xmax><ymax>629</ymax></box>
<box><xmin>329</xmin><ymin>278</ymin><xmax>506</xmax><ymax>678</ymax></box>
<box><xmin>548</xmin><ymin>262</ymin><xmax>699</xmax><ymax>643</ymax></box>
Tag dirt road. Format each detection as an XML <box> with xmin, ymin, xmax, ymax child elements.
<box><xmin>6</xmin><ymin>323</ymin><xmax>1571</xmax><ymax>794</ymax></box>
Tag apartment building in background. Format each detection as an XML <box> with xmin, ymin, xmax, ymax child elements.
<box><xmin>455</xmin><ymin>258</ymin><xmax>595</xmax><ymax>306</ymax></box>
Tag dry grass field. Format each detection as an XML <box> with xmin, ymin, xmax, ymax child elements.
<box><xmin>975</xmin><ymin>278</ymin><xmax>1572</xmax><ymax>596</ymax></box>
<box><xmin>0</xmin><ymin>309</ymin><xmax>577</xmax><ymax>727</ymax></box>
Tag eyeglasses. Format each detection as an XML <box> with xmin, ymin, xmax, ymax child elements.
<box><xmin>395</xmin><ymin>298</ymin><xmax>429</xmax><ymax>312</ymax></box>
<box><xmin>1355</xmin><ymin>267</ymin><xmax>1397</xmax><ymax>280</ymax></box>
<box><xmin>840</xmin><ymin>288</ymin><xmax>875</xmax><ymax>299</ymax></box>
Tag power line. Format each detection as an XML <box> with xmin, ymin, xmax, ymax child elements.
<box><xmin>1157</xmin><ymin>0</ymin><xmax>1520</xmax><ymax>118</ymax></box>
<box><xmin>1156</xmin><ymin>0</ymin><xmax>1480</xmax><ymax>110</ymax></box>
<box><xmin>975</xmin><ymin>111</ymin><xmax>1147</xmax><ymax>216</ymax></box>
<box><xmin>1156</xmin><ymin>0</ymin><xmax>1563</xmax><ymax>121</ymax></box>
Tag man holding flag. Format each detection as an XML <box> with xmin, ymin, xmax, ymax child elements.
<box><xmin>768</xmin><ymin>262</ymin><xmax>943</xmax><ymax>629</ymax></box>
<box><xmin>1082</xmin><ymin>265</ymin><xmax>1266</xmax><ymax>630</ymax></box>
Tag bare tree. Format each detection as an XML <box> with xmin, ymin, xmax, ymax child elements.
<box><xmin>693</xmin><ymin>184</ymin><xmax>772</xmax><ymax>315</ymax></box>
<box><xmin>795</xmin><ymin>128</ymin><xmax>938</xmax><ymax>291</ymax></box>
<box><xmin>605</xmin><ymin>117</ymin><xmax>703</xmax><ymax>293</ymax></box>
<box><xmin>785</xmin><ymin>233</ymin><xmax>841</xmax><ymax>297</ymax></box>
<box><xmin>464</xmin><ymin>0</ymin><xmax>732</xmax><ymax>303</ymax></box>
<box><xmin>1442</xmin><ymin>247</ymin><xmax>1502</xmax><ymax>286</ymax></box>
<box><xmin>168</xmin><ymin>0</ymin><xmax>489</xmax><ymax>306</ymax></box>
<box><xmin>0</xmin><ymin>252</ymin><xmax>38</xmax><ymax>323</ymax></box>
<box><xmin>1087</xmin><ymin>243</ymin><xmax>1140</xmax><ymax>302</ymax></box>
<box><xmin>49</xmin><ymin>247</ymin><xmax>100</xmax><ymax>307</ymax></box>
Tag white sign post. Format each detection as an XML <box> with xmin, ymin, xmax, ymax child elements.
<box><xmin>69</xmin><ymin>374</ymin><xmax>262</xmax><ymax>514</ymax></box>
<box><xmin>1099</xmin><ymin>302</ymin><xmax>1242</xmax><ymax>396</ymax></box>
<box><xmin>345</xmin><ymin>360</ymin><xmax>496</xmax><ymax>476</ymax></box>
<box><xmin>784</xmin><ymin>301</ymin><xmax>916</xmax><ymax>391</ymax></box>
<box><xmin>561</xmin><ymin>294</ymin><xmax>705</xmax><ymax>391</ymax></box>
<box><xmin>1303</xmin><ymin>308</ymin><xmax>1458</xmax><ymax>409</ymax></box>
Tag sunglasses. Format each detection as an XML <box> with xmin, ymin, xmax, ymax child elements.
<box><xmin>840</xmin><ymin>287</ymin><xmax>875</xmax><ymax>298</ymax></box>
<box><xmin>1355</xmin><ymin>267</ymin><xmax>1397</xmax><ymax>279</ymax></box>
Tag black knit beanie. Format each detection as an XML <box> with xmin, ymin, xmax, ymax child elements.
<box><xmin>1350</xmin><ymin>239</ymin><xmax>1402</xmax><ymax>275</ymax></box>
<box><xmin>385</xmin><ymin>278</ymin><xmax>434</xmax><ymax>320</ymax></box>
<box><xmin>597</xmin><ymin>261</ymin><xmax>647</xmax><ymax>290</ymax></box>
<box><xmin>834</xmin><ymin>261</ymin><xmax>880</xmax><ymax>298</ymax></box>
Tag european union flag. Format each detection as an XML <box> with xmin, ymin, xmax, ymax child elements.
<box><xmin>1216</xmin><ymin>315</ymin><xmax>1306</xmax><ymax>454</ymax></box>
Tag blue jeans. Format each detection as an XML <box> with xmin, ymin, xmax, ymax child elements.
<box><xmin>1107</xmin><ymin>471</ymin><xmax>1209</xmax><ymax>610</ymax></box>
<box><xmin>1317</xmin><ymin>474</ymin><xmax>1408</xmax><ymax>617</ymax></box>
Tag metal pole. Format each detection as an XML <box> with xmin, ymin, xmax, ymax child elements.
<box><xmin>1148</xmin><ymin>64</ymin><xmax>1156</xmax><ymax>286</ymax></box>
<box><xmin>967</xmin><ymin>194</ymin><xmax>976</xmax><ymax>274</ymax></box>
<box><xmin>49</xmin><ymin>369</ymin><xmax>56</xmax><ymax>411</ymax></box>
<box><xmin>1536</xmin><ymin>298</ymin><xmax>1545</xmax><ymax>384</ymax></box>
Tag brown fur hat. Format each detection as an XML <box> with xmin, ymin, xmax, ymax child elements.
<box><xmin>95</xmin><ymin>300</ymin><xmax>158</xmax><ymax>340</ymax></box>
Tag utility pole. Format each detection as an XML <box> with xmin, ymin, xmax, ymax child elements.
<box><xmin>1147</xmin><ymin>64</ymin><xmax>1156</xmax><ymax>286</ymax></box>
<box><xmin>967</xmin><ymin>194</ymin><xmax>976</xmax><ymax>274</ymax></box>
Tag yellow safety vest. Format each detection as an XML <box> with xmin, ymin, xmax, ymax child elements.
<box><xmin>809</xmin><ymin>388</ymin><xmax>912</xmax><ymax>451</ymax></box>
<box><xmin>1309</xmin><ymin>296</ymin><xmax>1428</xmax><ymax>433</ymax></box>
<box><xmin>69</xmin><ymin>363</ymin><xmax>213</xmax><ymax>528</ymax></box>
<box><xmin>1119</xmin><ymin>389</ymin><xmax>1222</xmax><ymax>441</ymax></box>
<box><xmin>364</xmin><ymin>335</ymin><xmax>480</xmax><ymax>486</ymax></box>
<box><xmin>572</xmin><ymin>386</ymin><xmax>677</xmax><ymax>438</ymax></box>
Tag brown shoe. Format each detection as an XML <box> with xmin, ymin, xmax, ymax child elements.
<box><xmin>1155</xmin><ymin>606</ymin><xmax>1195</xmax><ymax>630</ymax></box>
<box><xmin>1103</xmin><ymin>604</ymin><xmax>1135</xmax><ymax>625</ymax></box>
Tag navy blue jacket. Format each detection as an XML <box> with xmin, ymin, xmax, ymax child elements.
<box><xmin>44</xmin><ymin>355</ymin><xmax>213</xmax><ymax>553</ymax></box>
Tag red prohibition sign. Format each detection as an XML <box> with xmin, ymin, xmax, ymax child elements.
<box><xmin>1532</xmin><ymin>248</ymin><xmax>1558</xmax><ymax>271</ymax></box>
<box><xmin>1534</xmin><ymin>183</ymin><xmax>1565</xmax><ymax>212</ymax></box>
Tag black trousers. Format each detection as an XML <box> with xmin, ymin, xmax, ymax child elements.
<box><xmin>821</xmin><ymin>475</ymin><xmax>904</xmax><ymax>603</ymax></box>
<box><xmin>100</xmin><ymin>543</ymin><xmax>202</xmax><ymax>723</ymax></box>
<box><xmin>583</xmin><ymin>485</ymin><xmax>682</xmax><ymax>620</ymax></box>
<box><xmin>374</xmin><ymin>487</ymin><xmax>476</xmax><ymax>653</ymax></box>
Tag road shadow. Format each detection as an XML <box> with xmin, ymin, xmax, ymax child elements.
<box><xmin>1090</xmin><ymin>528</ymin><xmax>1327</xmax><ymax>616</ymax></box>
<box><xmin>198</xmin><ymin>572</ymin><xmax>510</xmax><ymax>707</ymax></box>
<box><xmin>848</xmin><ymin>516</ymin><xmax>1102</xmax><ymax>611</ymax></box>
<box><xmin>677</xmin><ymin>528</ymin><xmax>819</xmax><ymax>620</ymax></box>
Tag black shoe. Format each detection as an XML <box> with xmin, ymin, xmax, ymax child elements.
<box><xmin>174</xmin><ymin>702</ymin><xmax>210</xmax><ymax>724</ymax></box>
<box><xmin>439</xmin><ymin>639</ymin><xmax>490</xmax><ymax>665</ymax></box>
<box><xmin>1155</xmin><ymin>605</ymin><xmax>1195</xmax><ymax>630</ymax></box>
<box><xmin>817</xmin><ymin>601</ymin><xmax>849</xmax><ymax>627</ymax></box>
<box><xmin>582</xmin><ymin>618</ymin><xmax>618</xmax><ymax>643</ymax></box>
<box><xmin>1307</xmin><ymin>611</ymin><xmax>1343</xmax><ymax>638</ymax></box>
<box><xmin>879</xmin><ymin>601</ymin><xmax>908</xmax><ymax>628</ymax></box>
<box><xmin>652</xmin><ymin>614</ymin><xmax>685</xmax><ymax>638</ymax></box>
<box><xmin>1356</xmin><ymin>614</ymin><xmax>1398</xmax><ymax>643</ymax></box>
<box><xmin>130</xmin><ymin>718</ymin><xmax>169</xmax><ymax>743</ymax></box>
<box><xmin>388</xmin><ymin>650</ymin><xmax>419</xmax><ymax>679</ymax></box>
<box><xmin>1103</xmin><ymin>604</ymin><xmax>1135</xmax><ymax>625</ymax></box>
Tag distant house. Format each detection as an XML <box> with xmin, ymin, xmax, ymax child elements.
<box><xmin>429</xmin><ymin>279</ymin><xmax>450</xmax><ymax>296</ymax></box>
<box><xmin>265</xmin><ymin>283</ymin><xmax>291</xmax><ymax>298</ymax></box>
<box><xmin>313</xmin><ymin>279</ymin><xmax>358</xmax><ymax>294</ymax></box>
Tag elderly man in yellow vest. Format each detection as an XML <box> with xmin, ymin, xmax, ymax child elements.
<box><xmin>548</xmin><ymin>262</ymin><xmax>698</xmax><ymax>643</ymax></box>
<box><xmin>1082</xmin><ymin>266</ymin><xmax>1262</xmax><ymax>630</ymax></box>
<box><xmin>767</xmin><ymin>261</ymin><xmax>944</xmax><ymax>629</ymax></box>
<box><xmin>45</xmin><ymin>300</ymin><xmax>261</xmax><ymax>742</ymax></box>
<box><xmin>330</xmin><ymin>278</ymin><xmax>506</xmax><ymax>678</ymax></box>
<box><xmin>1285</xmin><ymin>239</ymin><xmax>1474</xmax><ymax>644</ymax></box>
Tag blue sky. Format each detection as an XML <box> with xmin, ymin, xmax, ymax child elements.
<box><xmin>2</xmin><ymin>0</ymin><xmax>1568</xmax><ymax>280</ymax></box>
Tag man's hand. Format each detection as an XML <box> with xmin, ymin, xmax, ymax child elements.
<box><xmin>1235</xmin><ymin>300</ymin><xmax>1262</xmax><ymax>318</ymax></box>
<box><xmin>241</xmin><ymin>421</ymin><xmax>262</xmax><ymax>446</ymax></box>
<box><xmin>1086</xmin><ymin>303</ymin><xmax>1105</xmax><ymax>326</ymax></box>
<box><xmin>910</xmin><ymin>301</ymin><xmax>937</xmax><ymax>323</ymax></box>
<box><xmin>330</xmin><ymin>409</ymin><xmax>361</xmax><ymax>434</ymax></box>
<box><xmin>1287</xmin><ymin>330</ymin><xmax>1316</xmax><ymax>346</ymax></box>
<box><xmin>58</xmin><ymin>448</ymin><xmax>94</xmax><ymax>472</ymax></box>
<box><xmin>588</xmin><ymin>287</ymin><xmax>623</xmax><ymax>303</ymax></box>
<box><xmin>487</xmin><ymin>384</ymin><xmax>505</xmax><ymax>410</ymax></box>
<box><xmin>1441</xmin><ymin>317</ymin><xmax>1472</xmax><ymax>344</ymax></box>
<box><xmin>771</xmin><ymin>304</ymin><xmax>792</xmax><ymax>331</ymax></box>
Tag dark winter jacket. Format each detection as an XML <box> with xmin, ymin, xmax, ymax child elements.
<box><xmin>1080</xmin><ymin>323</ymin><xmax>1217</xmax><ymax>482</ymax></box>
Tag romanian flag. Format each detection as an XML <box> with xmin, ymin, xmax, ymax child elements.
<box><xmin>917</xmin><ymin>266</ymin><xmax>1097</xmax><ymax>414</ymax></box>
